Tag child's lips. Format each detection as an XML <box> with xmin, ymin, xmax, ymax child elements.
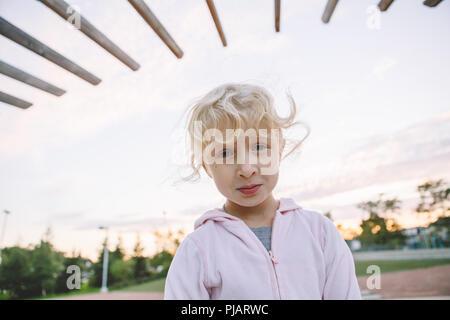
<box><xmin>237</xmin><ymin>184</ymin><xmax>262</xmax><ymax>195</ymax></box>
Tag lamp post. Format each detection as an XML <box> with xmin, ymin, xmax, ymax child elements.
<box><xmin>0</xmin><ymin>210</ymin><xmax>11</xmax><ymax>265</ymax></box>
<box><xmin>98</xmin><ymin>226</ymin><xmax>109</xmax><ymax>293</ymax></box>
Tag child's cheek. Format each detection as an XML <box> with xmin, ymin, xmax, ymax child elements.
<box><xmin>259</xmin><ymin>152</ymin><xmax>281</xmax><ymax>176</ymax></box>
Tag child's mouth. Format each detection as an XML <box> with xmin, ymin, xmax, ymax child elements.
<box><xmin>237</xmin><ymin>184</ymin><xmax>262</xmax><ymax>195</ymax></box>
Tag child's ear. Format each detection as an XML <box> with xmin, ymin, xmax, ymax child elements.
<box><xmin>202</xmin><ymin>163</ymin><xmax>212</xmax><ymax>178</ymax></box>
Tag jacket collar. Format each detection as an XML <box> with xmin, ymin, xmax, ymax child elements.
<box><xmin>278</xmin><ymin>197</ymin><xmax>301</xmax><ymax>213</ymax></box>
<box><xmin>194</xmin><ymin>197</ymin><xmax>301</xmax><ymax>230</ymax></box>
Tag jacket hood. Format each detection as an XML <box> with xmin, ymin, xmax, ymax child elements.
<box><xmin>194</xmin><ymin>197</ymin><xmax>301</xmax><ymax>230</ymax></box>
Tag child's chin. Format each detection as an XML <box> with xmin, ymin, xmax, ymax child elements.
<box><xmin>233</xmin><ymin>193</ymin><xmax>266</xmax><ymax>207</ymax></box>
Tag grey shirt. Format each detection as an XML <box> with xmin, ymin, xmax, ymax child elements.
<box><xmin>221</xmin><ymin>205</ymin><xmax>272</xmax><ymax>251</ymax></box>
<box><xmin>250</xmin><ymin>226</ymin><xmax>272</xmax><ymax>252</ymax></box>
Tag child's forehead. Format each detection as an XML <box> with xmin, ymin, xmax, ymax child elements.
<box><xmin>213</xmin><ymin>126</ymin><xmax>276</xmax><ymax>140</ymax></box>
<box><xmin>205</xmin><ymin>124</ymin><xmax>280</xmax><ymax>146</ymax></box>
<box><xmin>214</xmin><ymin>119</ymin><xmax>275</xmax><ymax>133</ymax></box>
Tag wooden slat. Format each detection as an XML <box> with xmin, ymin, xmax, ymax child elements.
<box><xmin>206</xmin><ymin>0</ymin><xmax>227</xmax><ymax>46</ymax></box>
<box><xmin>0</xmin><ymin>60</ymin><xmax>66</xmax><ymax>96</ymax></box>
<box><xmin>0</xmin><ymin>91</ymin><xmax>32</xmax><ymax>109</ymax></box>
<box><xmin>378</xmin><ymin>0</ymin><xmax>395</xmax><ymax>12</ymax></box>
<box><xmin>39</xmin><ymin>0</ymin><xmax>140</xmax><ymax>71</ymax></box>
<box><xmin>0</xmin><ymin>17</ymin><xmax>101</xmax><ymax>85</ymax></box>
<box><xmin>128</xmin><ymin>0</ymin><xmax>183</xmax><ymax>58</ymax></box>
<box><xmin>275</xmin><ymin>0</ymin><xmax>281</xmax><ymax>32</ymax></box>
<box><xmin>322</xmin><ymin>0</ymin><xmax>339</xmax><ymax>24</ymax></box>
<box><xmin>423</xmin><ymin>0</ymin><xmax>443</xmax><ymax>7</ymax></box>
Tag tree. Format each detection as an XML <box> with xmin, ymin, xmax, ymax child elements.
<box><xmin>109</xmin><ymin>258</ymin><xmax>134</xmax><ymax>287</ymax></box>
<box><xmin>383</xmin><ymin>197</ymin><xmax>401</xmax><ymax>217</ymax></box>
<box><xmin>358</xmin><ymin>214</ymin><xmax>390</xmax><ymax>246</ymax></box>
<box><xmin>28</xmin><ymin>228</ymin><xmax>65</xmax><ymax>297</ymax></box>
<box><xmin>150</xmin><ymin>228</ymin><xmax>186</xmax><ymax>277</ymax></box>
<box><xmin>356</xmin><ymin>193</ymin><xmax>384</xmax><ymax>218</ymax></box>
<box><xmin>0</xmin><ymin>247</ymin><xmax>33</xmax><ymax>299</ymax></box>
<box><xmin>112</xmin><ymin>235</ymin><xmax>126</xmax><ymax>261</ymax></box>
<box><xmin>416</xmin><ymin>179</ymin><xmax>450</xmax><ymax>222</ymax></box>
<box><xmin>356</xmin><ymin>193</ymin><xmax>405</xmax><ymax>249</ymax></box>
<box><xmin>153</xmin><ymin>228</ymin><xmax>186</xmax><ymax>255</ymax></box>
<box><xmin>149</xmin><ymin>250</ymin><xmax>173</xmax><ymax>277</ymax></box>
<box><xmin>132</xmin><ymin>234</ymin><xmax>150</xmax><ymax>280</ymax></box>
<box><xmin>0</xmin><ymin>227</ymin><xmax>70</xmax><ymax>299</ymax></box>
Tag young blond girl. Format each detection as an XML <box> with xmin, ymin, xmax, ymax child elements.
<box><xmin>164</xmin><ymin>83</ymin><xmax>361</xmax><ymax>300</ymax></box>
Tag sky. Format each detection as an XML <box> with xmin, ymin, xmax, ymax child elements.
<box><xmin>0</xmin><ymin>0</ymin><xmax>449</xmax><ymax>261</ymax></box>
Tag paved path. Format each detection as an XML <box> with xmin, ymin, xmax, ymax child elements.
<box><xmin>357</xmin><ymin>264</ymin><xmax>450</xmax><ymax>299</ymax></box>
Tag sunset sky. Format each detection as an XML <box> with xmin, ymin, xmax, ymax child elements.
<box><xmin>0</xmin><ymin>0</ymin><xmax>449</xmax><ymax>261</ymax></box>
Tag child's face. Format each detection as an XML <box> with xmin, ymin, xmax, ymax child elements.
<box><xmin>202</xmin><ymin>125</ymin><xmax>285</xmax><ymax>208</ymax></box>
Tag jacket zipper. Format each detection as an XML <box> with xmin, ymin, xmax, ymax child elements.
<box><xmin>240</xmin><ymin>211</ymin><xmax>282</xmax><ymax>300</ymax></box>
<box><xmin>268</xmin><ymin>249</ymin><xmax>281</xmax><ymax>299</ymax></box>
<box><xmin>269</xmin><ymin>209</ymin><xmax>282</xmax><ymax>300</ymax></box>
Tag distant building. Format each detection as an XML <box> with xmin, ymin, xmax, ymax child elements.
<box><xmin>401</xmin><ymin>216</ymin><xmax>449</xmax><ymax>249</ymax></box>
<box><xmin>401</xmin><ymin>227</ymin><xmax>428</xmax><ymax>249</ymax></box>
<box><xmin>427</xmin><ymin>216</ymin><xmax>449</xmax><ymax>248</ymax></box>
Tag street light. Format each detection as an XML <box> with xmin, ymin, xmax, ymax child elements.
<box><xmin>98</xmin><ymin>226</ymin><xmax>109</xmax><ymax>293</ymax></box>
<box><xmin>0</xmin><ymin>210</ymin><xmax>11</xmax><ymax>265</ymax></box>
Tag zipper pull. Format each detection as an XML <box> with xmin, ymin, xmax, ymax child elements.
<box><xmin>269</xmin><ymin>250</ymin><xmax>278</xmax><ymax>264</ymax></box>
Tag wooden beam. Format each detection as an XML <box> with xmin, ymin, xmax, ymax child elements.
<box><xmin>423</xmin><ymin>0</ymin><xmax>443</xmax><ymax>7</ymax></box>
<box><xmin>275</xmin><ymin>0</ymin><xmax>281</xmax><ymax>32</ymax></box>
<box><xmin>128</xmin><ymin>0</ymin><xmax>183</xmax><ymax>58</ymax></box>
<box><xmin>0</xmin><ymin>91</ymin><xmax>32</xmax><ymax>109</ymax></box>
<box><xmin>39</xmin><ymin>0</ymin><xmax>140</xmax><ymax>71</ymax></box>
<box><xmin>378</xmin><ymin>0</ymin><xmax>395</xmax><ymax>12</ymax></box>
<box><xmin>206</xmin><ymin>0</ymin><xmax>227</xmax><ymax>46</ymax></box>
<box><xmin>0</xmin><ymin>60</ymin><xmax>66</xmax><ymax>96</ymax></box>
<box><xmin>0</xmin><ymin>17</ymin><xmax>101</xmax><ymax>85</ymax></box>
<box><xmin>322</xmin><ymin>0</ymin><xmax>339</xmax><ymax>24</ymax></box>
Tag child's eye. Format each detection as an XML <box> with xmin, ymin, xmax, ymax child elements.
<box><xmin>220</xmin><ymin>149</ymin><xmax>234</xmax><ymax>158</ymax></box>
<box><xmin>252</xmin><ymin>144</ymin><xmax>267</xmax><ymax>152</ymax></box>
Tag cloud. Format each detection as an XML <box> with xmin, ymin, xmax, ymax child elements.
<box><xmin>372</xmin><ymin>57</ymin><xmax>397</xmax><ymax>80</ymax></box>
<box><xmin>279</xmin><ymin>111</ymin><xmax>450</xmax><ymax>205</ymax></box>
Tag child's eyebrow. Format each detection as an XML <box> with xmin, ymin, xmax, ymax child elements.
<box><xmin>216</xmin><ymin>135</ymin><xmax>273</xmax><ymax>147</ymax></box>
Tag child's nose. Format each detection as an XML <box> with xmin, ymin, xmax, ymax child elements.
<box><xmin>238</xmin><ymin>163</ymin><xmax>257</xmax><ymax>179</ymax></box>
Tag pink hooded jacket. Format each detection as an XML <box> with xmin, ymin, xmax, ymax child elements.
<box><xmin>164</xmin><ymin>197</ymin><xmax>361</xmax><ymax>300</ymax></box>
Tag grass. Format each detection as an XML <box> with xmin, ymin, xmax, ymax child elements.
<box><xmin>16</xmin><ymin>259</ymin><xmax>450</xmax><ymax>298</ymax></box>
<box><xmin>117</xmin><ymin>277</ymin><xmax>166</xmax><ymax>292</ymax></box>
<box><xmin>354</xmin><ymin>259</ymin><xmax>450</xmax><ymax>277</ymax></box>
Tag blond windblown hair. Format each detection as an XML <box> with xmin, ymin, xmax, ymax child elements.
<box><xmin>182</xmin><ymin>83</ymin><xmax>310</xmax><ymax>181</ymax></box>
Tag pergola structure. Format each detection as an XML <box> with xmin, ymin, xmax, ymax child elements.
<box><xmin>0</xmin><ymin>0</ymin><xmax>446</xmax><ymax>110</ymax></box>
